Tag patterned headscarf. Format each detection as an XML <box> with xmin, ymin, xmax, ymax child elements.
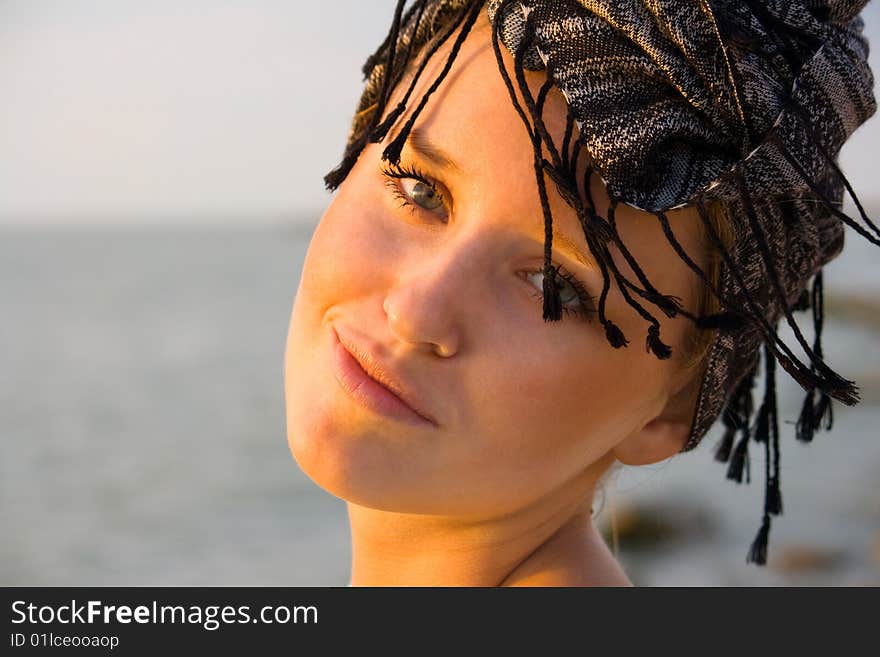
<box><xmin>324</xmin><ymin>0</ymin><xmax>877</xmax><ymax>565</ymax></box>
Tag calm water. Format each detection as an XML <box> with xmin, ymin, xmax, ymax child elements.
<box><xmin>1</xmin><ymin>222</ymin><xmax>878</xmax><ymax>586</ymax></box>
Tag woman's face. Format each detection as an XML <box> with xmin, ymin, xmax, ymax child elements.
<box><xmin>284</xmin><ymin>15</ymin><xmax>706</xmax><ymax>519</ymax></box>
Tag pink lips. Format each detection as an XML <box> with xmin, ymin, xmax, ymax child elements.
<box><xmin>331</xmin><ymin>326</ymin><xmax>436</xmax><ymax>427</ymax></box>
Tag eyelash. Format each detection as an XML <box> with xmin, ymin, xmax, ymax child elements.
<box><xmin>524</xmin><ymin>265</ymin><xmax>598</xmax><ymax>321</ymax></box>
<box><xmin>380</xmin><ymin>160</ymin><xmax>596</xmax><ymax>322</ymax></box>
<box><xmin>381</xmin><ymin>161</ymin><xmax>447</xmax><ymax>215</ymax></box>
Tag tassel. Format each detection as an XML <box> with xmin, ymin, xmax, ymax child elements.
<box><xmin>775</xmin><ymin>352</ymin><xmax>821</xmax><ymax>392</ymax></box>
<box><xmin>324</xmin><ymin>136</ymin><xmax>368</xmax><ymax>191</ymax></box>
<box><xmin>324</xmin><ymin>160</ymin><xmax>353</xmax><ymax>191</ymax></box>
<box><xmin>645</xmin><ymin>292</ymin><xmax>681</xmax><ymax>319</ymax></box>
<box><xmin>716</xmin><ymin>365</ymin><xmax>757</xmax><ymax>463</ymax></box>
<box><xmin>746</xmin><ymin>515</ymin><xmax>771</xmax><ymax>565</ymax></box>
<box><xmin>382</xmin><ymin>128</ymin><xmax>408</xmax><ymax>166</ymax></box>
<box><xmin>795</xmin><ymin>388</ymin><xmax>817</xmax><ymax>442</ymax></box>
<box><xmin>797</xmin><ymin>389</ymin><xmax>834</xmax><ymax>442</ymax></box>
<box><xmin>715</xmin><ymin>425</ymin><xmax>736</xmax><ymax>463</ymax></box>
<box><xmin>815</xmin><ymin>392</ymin><xmax>834</xmax><ymax>431</ymax></box>
<box><xmin>807</xmin><ymin>271</ymin><xmax>837</xmax><ymax>432</ymax></box>
<box><xmin>603</xmin><ymin>320</ymin><xmax>629</xmax><ymax>348</ymax></box>
<box><xmin>767</xmin><ymin>476</ymin><xmax>783</xmax><ymax>515</ymax></box>
<box><xmin>646</xmin><ymin>324</ymin><xmax>672</xmax><ymax>360</ymax></box>
<box><xmin>542</xmin><ymin>264</ymin><xmax>562</xmax><ymax>322</ymax></box>
<box><xmin>813</xmin><ymin>361</ymin><xmax>859</xmax><ymax>406</ymax></box>
<box><xmin>726</xmin><ymin>433</ymin><xmax>750</xmax><ymax>483</ymax></box>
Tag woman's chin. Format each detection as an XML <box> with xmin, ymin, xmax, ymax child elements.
<box><xmin>285</xmin><ymin>406</ymin><xmax>472</xmax><ymax>515</ymax></box>
<box><xmin>285</xmin><ymin>397</ymin><xmax>410</xmax><ymax>509</ymax></box>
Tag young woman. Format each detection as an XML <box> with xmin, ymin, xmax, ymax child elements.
<box><xmin>284</xmin><ymin>0</ymin><xmax>877</xmax><ymax>586</ymax></box>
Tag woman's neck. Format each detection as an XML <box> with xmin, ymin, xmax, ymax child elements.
<box><xmin>346</xmin><ymin>465</ymin><xmax>632</xmax><ymax>587</ymax></box>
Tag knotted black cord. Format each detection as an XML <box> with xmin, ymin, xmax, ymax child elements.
<box><xmin>371</xmin><ymin>0</ymin><xmax>470</xmax><ymax>143</ymax></box>
<box><xmin>746</xmin><ymin>343</ymin><xmax>782</xmax><ymax>564</ymax></box>
<box><xmin>381</xmin><ymin>0</ymin><xmax>484</xmax><ymax>166</ymax></box>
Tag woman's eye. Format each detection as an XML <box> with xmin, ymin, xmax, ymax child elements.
<box><xmin>524</xmin><ymin>267</ymin><xmax>597</xmax><ymax>321</ymax></box>
<box><xmin>526</xmin><ymin>271</ymin><xmax>580</xmax><ymax>306</ymax></box>
<box><xmin>401</xmin><ymin>178</ymin><xmax>444</xmax><ymax>211</ymax></box>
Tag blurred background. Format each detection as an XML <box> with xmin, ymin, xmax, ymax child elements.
<box><xmin>1</xmin><ymin>0</ymin><xmax>878</xmax><ymax>586</ymax></box>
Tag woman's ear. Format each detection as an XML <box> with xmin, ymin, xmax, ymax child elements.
<box><xmin>612</xmin><ymin>370</ymin><xmax>700</xmax><ymax>466</ymax></box>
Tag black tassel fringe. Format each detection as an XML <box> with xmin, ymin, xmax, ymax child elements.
<box><xmin>746</xmin><ymin>515</ymin><xmax>771</xmax><ymax>565</ymax></box>
<box><xmin>646</xmin><ymin>324</ymin><xmax>672</xmax><ymax>360</ymax></box>
<box><xmin>795</xmin><ymin>388</ymin><xmax>817</xmax><ymax>442</ymax></box>
<box><xmin>726</xmin><ymin>433</ymin><xmax>750</xmax><ymax>483</ymax></box>
<box><xmin>715</xmin><ymin>425</ymin><xmax>736</xmax><ymax>463</ymax></box>
<box><xmin>604</xmin><ymin>320</ymin><xmax>629</xmax><ymax>348</ymax></box>
<box><xmin>815</xmin><ymin>392</ymin><xmax>834</xmax><ymax>431</ymax></box>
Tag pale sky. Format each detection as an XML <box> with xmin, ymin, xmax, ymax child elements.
<box><xmin>1</xmin><ymin>0</ymin><xmax>878</xmax><ymax>225</ymax></box>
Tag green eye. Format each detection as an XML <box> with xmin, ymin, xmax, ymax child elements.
<box><xmin>524</xmin><ymin>266</ymin><xmax>597</xmax><ymax>321</ymax></box>
<box><xmin>381</xmin><ymin>161</ymin><xmax>447</xmax><ymax>216</ymax></box>
<box><xmin>526</xmin><ymin>271</ymin><xmax>579</xmax><ymax>305</ymax></box>
<box><xmin>401</xmin><ymin>178</ymin><xmax>443</xmax><ymax>211</ymax></box>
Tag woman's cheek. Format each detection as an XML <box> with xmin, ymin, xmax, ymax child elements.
<box><xmin>302</xmin><ymin>198</ymin><xmax>390</xmax><ymax>306</ymax></box>
<box><xmin>507</xmin><ymin>337</ymin><xmax>651</xmax><ymax>449</ymax></box>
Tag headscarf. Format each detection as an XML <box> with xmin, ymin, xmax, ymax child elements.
<box><xmin>324</xmin><ymin>0</ymin><xmax>878</xmax><ymax>566</ymax></box>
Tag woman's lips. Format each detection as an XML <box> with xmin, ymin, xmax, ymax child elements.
<box><xmin>331</xmin><ymin>327</ymin><xmax>437</xmax><ymax>427</ymax></box>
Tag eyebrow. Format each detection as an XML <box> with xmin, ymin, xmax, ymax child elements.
<box><xmin>546</xmin><ymin>226</ymin><xmax>597</xmax><ymax>270</ymax></box>
<box><xmin>405</xmin><ymin>128</ymin><xmax>597</xmax><ymax>270</ymax></box>
<box><xmin>408</xmin><ymin>128</ymin><xmax>462</xmax><ymax>173</ymax></box>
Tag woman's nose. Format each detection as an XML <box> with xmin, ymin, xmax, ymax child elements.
<box><xmin>382</xmin><ymin>260</ymin><xmax>464</xmax><ymax>359</ymax></box>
